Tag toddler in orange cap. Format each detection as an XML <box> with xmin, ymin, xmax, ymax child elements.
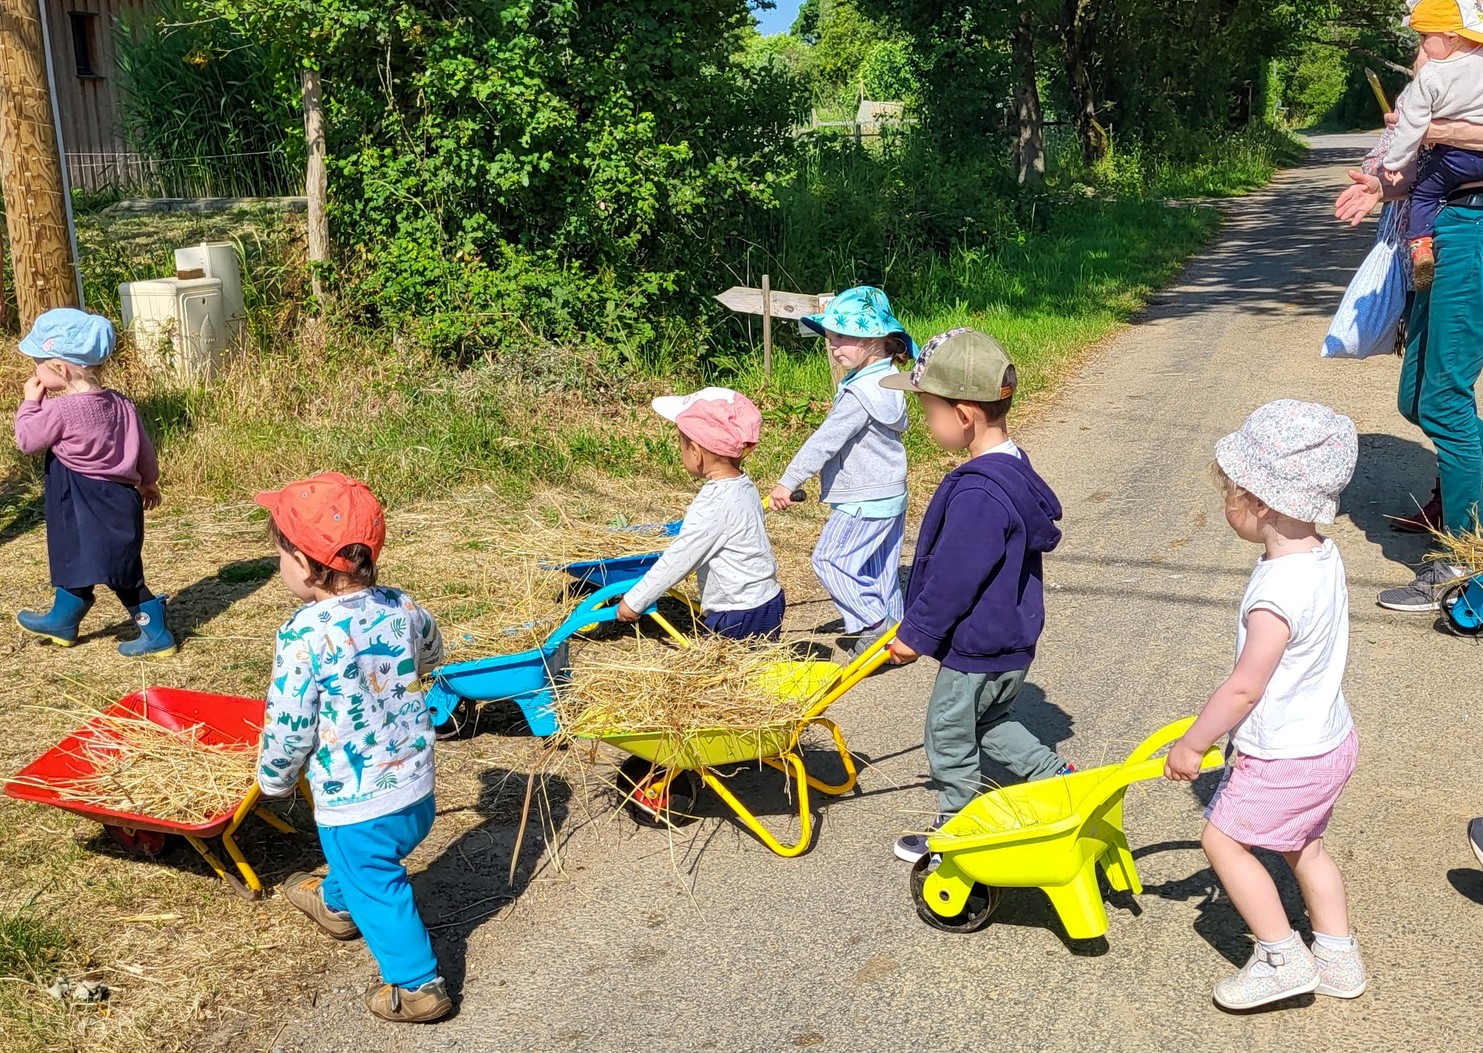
<box><xmin>617</xmin><ymin>388</ymin><xmax>786</xmax><ymax>640</ymax></box>
<box><xmin>252</xmin><ymin>472</ymin><xmax>451</xmax><ymax>1024</ymax></box>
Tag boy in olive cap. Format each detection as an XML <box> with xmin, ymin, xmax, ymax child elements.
<box><xmin>880</xmin><ymin>328</ymin><xmax>1072</xmax><ymax>863</ymax></box>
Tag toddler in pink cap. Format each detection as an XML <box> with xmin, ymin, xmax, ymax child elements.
<box><xmin>1165</xmin><ymin>399</ymin><xmax>1365</xmax><ymax>1011</ymax></box>
<box><xmin>617</xmin><ymin>388</ymin><xmax>785</xmax><ymax>640</ymax></box>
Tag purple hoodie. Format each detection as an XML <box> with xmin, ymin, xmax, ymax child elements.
<box><xmin>897</xmin><ymin>449</ymin><xmax>1062</xmax><ymax>673</ymax></box>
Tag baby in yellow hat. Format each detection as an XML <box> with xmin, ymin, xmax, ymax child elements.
<box><xmin>1382</xmin><ymin>0</ymin><xmax>1483</xmax><ymax>287</ymax></box>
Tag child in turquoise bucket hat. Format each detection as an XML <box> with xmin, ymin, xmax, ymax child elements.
<box><xmin>769</xmin><ymin>286</ymin><xmax>914</xmax><ymax>660</ymax></box>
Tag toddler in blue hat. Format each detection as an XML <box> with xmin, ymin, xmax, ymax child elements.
<box><xmin>768</xmin><ymin>286</ymin><xmax>913</xmax><ymax>659</ymax></box>
<box><xmin>12</xmin><ymin>308</ymin><xmax>176</xmax><ymax>657</ymax></box>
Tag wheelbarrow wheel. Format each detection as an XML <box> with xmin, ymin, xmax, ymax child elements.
<box><xmin>104</xmin><ymin>824</ymin><xmax>172</xmax><ymax>858</ymax></box>
<box><xmin>1440</xmin><ymin>575</ymin><xmax>1483</xmax><ymax>636</ymax></box>
<box><xmin>617</xmin><ymin>756</ymin><xmax>701</xmax><ymax>829</ymax></box>
<box><xmin>910</xmin><ymin>856</ymin><xmax>1000</xmax><ymax>934</ymax></box>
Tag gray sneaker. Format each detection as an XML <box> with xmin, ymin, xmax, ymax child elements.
<box><xmin>844</xmin><ymin>623</ymin><xmax>891</xmax><ymax>664</ymax></box>
<box><xmin>1376</xmin><ymin>562</ymin><xmax>1466</xmax><ymax>612</ymax></box>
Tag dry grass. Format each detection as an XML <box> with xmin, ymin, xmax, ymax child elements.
<box><xmin>0</xmin><ymin>466</ymin><xmax>874</xmax><ymax>1053</ymax></box>
<box><xmin>1431</xmin><ymin>525</ymin><xmax>1483</xmax><ymax>575</ymax></box>
<box><xmin>6</xmin><ymin>712</ymin><xmax>257</xmax><ymax>824</ymax></box>
<box><xmin>553</xmin><ymin>636</ymin><xmax>822</xmax><ymax>741</ymax></box>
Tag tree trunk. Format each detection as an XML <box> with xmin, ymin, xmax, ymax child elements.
<box><xmin>1012</xmin><ymin>8</ymin><xmax>1044</xmax><ymax>185</ymax></box>
<box><xmin>0</xmin><ymin>0</ymin><xmax>79</xmax><ymax>327</ymax></box>
<box><xmin>300</xmin><ymin>66</ymin><xmax>329</xmax><ymax>306</ymax></box>
<box><xmin>1061</xmin><ymin>0</ymin><xmax>1108</xmax><ymax>165</ymax></box>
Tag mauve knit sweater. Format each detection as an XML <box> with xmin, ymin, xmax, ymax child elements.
<box><xmin>14</xmin><ymin>390</ymin><xmax>158</xmax><ymax>487</ymax></box>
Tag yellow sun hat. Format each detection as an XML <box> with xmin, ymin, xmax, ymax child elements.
<box><xmin>1407</xmin><ymin>0</ymin><xmax>1483</xmax><ymax>45</ymax></box>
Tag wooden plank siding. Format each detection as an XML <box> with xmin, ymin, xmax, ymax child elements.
<box><xmin>42</xmin><ymin>0</ymin><xmax>150</xmax><ymax>189</ymax></box>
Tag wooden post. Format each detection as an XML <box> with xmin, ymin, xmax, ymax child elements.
<box><xmin>300</xmin><ymin>66</ymin><xmax>329</xmax><ymax>305</ymax></box>
<box><xmin>760</xmin><ymin>272</ymin><xmax>772</xmax><ymax>377</ymax></box>
<box><xmin>0</xmin><ymin>0</ymin><xmax>81</xmax><ymax>327</ymax></box>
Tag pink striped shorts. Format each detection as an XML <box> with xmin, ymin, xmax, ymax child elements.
<box><xmin>1205</xmin><ymin>729</ymin><xmax>1359</xmax><ymax>852</ymax></box>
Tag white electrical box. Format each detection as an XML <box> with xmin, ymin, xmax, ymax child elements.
<box><xmin>173</xmin><ymin>242</ymin><xmax>244</xmax><ymax>336</ymax></box>
<box><xmin>119</xmin><ymin>277</ymin><xmax>227</xmax><ymax>382</ymax></box>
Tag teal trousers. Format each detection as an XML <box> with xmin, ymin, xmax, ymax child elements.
<box><xmin>1399</xmin><ymin>202</ymin><xmax>1483</xmax><ymax>535</ymax></box>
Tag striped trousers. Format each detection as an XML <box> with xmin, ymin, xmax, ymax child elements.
<box><xmin>811</xmin><ymin>510</ymin><xmax>906</xmax><ymax>634</ymax></box>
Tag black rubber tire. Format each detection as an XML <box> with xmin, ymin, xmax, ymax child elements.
<box><xmin>910</xmin><ymin>855</ymin><xmax>1000</xmax><ymax>933</ymax></box>
<box><xmin>617</xmin><ymin>755</ymin><xmax>701</xmax><ymax>829</ymax></box>
<box><xmin>104</xmin><ymin>824</ymin><xmax>172</xmax><ymax>858</ymax></box>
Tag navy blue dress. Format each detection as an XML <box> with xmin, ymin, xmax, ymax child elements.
<box><xmin>44</xmin><ymin>452</ymin><xmax>145</xmax><ymax>592</ymax></box>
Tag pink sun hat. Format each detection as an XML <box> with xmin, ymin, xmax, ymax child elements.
<box><xmin>651</xmin><ymin>387</ymin><xmax>762</xmax><ymax>458</ymax></box>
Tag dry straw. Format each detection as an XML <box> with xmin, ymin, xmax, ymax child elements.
<box><xmin>553</xmin><ymin>636</ymin><xmax>822</xmax><ymax>742</ymax></box>
<box><xmin>10</xmin><ymin>713</ymin><xmax>258</xmax><ymax>824</ymax></box>
<box><xmin>1431</xmin><ymin>525</ymin><xmax>1483</xmax><ymax>576</ymax></box>
<box><xmin>499</xmin><ymin>513</ymin><xmax>674</xmax><ymax>565</ymax></box>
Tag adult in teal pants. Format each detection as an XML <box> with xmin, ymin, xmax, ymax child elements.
<box><xmin>1337</xmin><ymin>141</ymin><xmax>1483</xmax><ymax>611</ymax></box>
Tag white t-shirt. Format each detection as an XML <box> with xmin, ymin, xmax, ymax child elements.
<box><xmin>1229</xmin><ymin>539</ymin><xmax>1354</xmax><ymax>760</ymax></box>
<box><xmin>622</xmin><ymin>474</ymin><xmax>782</xmax><ymax>614</ymax></box>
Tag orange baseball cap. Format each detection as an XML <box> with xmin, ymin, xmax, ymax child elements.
<box><xmin>254</xmin><ymin>472</ymin><xmax>386</xmax><ymax>572</ymax></box>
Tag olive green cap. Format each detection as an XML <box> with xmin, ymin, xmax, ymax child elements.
<box><xmin>878</xmin><ymin>327</ymin><xmax>1016</xmax><ymax>401</ymax></box>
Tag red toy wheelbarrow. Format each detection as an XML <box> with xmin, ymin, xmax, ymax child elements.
<box><xmin>4</xmin><ymin>687</ymin><xmax>299</xmax><ymax>900</ymax></box>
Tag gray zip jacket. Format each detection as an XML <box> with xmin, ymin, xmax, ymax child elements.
<box><xmin>779</xmin><ymin>360</ymin><xmax>908</xmax><ymax>504</ymax></box>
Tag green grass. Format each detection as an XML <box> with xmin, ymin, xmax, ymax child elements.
<box><xmin>0</xmin><ymin>128</ymin><xmax>1294</xmax><ymax>512</ymax></box>
<box><xmin>0</xmin><ymin>902</ymin><xmax>76</xmax><ymax>1053</ymax></box>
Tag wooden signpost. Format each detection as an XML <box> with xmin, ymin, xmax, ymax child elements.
<box><xmin>714</xmin><ymin>277</ymin><xmax>831</xmax><ymax>378</ymax></box>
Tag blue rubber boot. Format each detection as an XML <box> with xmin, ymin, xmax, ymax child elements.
<box><xmin>16</xmin><ymin>588</ymin><xmax>93</xmax><ymax>646</ymax></box>
<box><xmin>119</xmin><ymin>596</ymin><xmax>178</xmax><ymax>658</ymax></box>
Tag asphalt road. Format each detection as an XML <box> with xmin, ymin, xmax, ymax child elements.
<box><xmin>273</xmin><ymin>134</ymin><xmax>1483</xmax><ymax>1053</ymax></box>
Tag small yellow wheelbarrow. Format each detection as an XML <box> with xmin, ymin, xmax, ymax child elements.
<box><xmin>912</xmin><ymin>716</ymin><xmax>1223</xmax><ymax>939</ymax></box>
<box><xmin>588</xmin><ymin>627</ymin><xmax>896</xmax><ymax>858</ymax></box>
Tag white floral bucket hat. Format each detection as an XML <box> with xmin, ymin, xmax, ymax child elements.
<box><xmin>1215</xmin><ymin>400</ymin><xmax>1358</xmax><ymax>523</ymax></box>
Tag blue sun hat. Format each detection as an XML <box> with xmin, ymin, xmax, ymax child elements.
<box><xmin>801</xmin><ymin>286</ymin><xmax>916</xmax><ymax>359</ymax></box>
<box><xmin>19</xmin><ymin>308</ymin><xmax>116</xmax><ymax>368</ymax></box>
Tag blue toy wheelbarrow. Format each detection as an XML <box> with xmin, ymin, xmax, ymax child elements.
<box><xmin>552</xmin><ymin>520</ymin><xmax>694</xmax><ymax>645</ymax></box>
<box><xmin>423</xmin><ymin>580</ymin><xmax>660</xmax><ymax>738</ymax></box>
<box><xmin>1442</xmin><ymin>572</ymin><xmax>1483</xmax><ymax>635</ymax></box>
<box><xmin>557</xmin><ymin>521</ymin><xmax>681</xmax><ymax>588</ymax></box>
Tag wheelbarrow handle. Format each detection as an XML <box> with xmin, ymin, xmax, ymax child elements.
<box><xmin>804</xmin><ymin>623</ymin><xmax>899</xmax><ymax>719</ymax></box>
<box><xmin>1100</xmin><ymin>740</ymin><xmax>1225</xmax><ymax>796</ymax></box>
<box><xmin>1122</xmin><ymin>716</ymin><xmax>1199</xmax><ymax>765</ymax></box>
<box><xmin>543</xmin><ymin>580</ymin><xmax>659</xmax><ymax>649</ymax></box>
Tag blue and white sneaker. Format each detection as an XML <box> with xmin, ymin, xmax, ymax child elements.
<box><xmin>894</xmin><ymin>817</ymin><xmax>945</xmax><ymax>863</ymax></box>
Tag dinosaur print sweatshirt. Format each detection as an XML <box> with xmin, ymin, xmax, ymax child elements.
<box><xmin>257</xmin><ymin>587</ymin><xmax>444</xmax><ymax>826</ymax></box>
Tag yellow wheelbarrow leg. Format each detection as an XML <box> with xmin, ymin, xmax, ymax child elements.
<box><xmin>762</xmin><ymin>718</ymin><xmax>858</xmax><ymax>796</ymax></box>
<box><xmin>1089</xmin><ymin>817</ymin><xmax>1142</xmax><ymax>895</ymax></box>
<box><xmin>220</xmin><ymin>786</ymin><xmax>266</xmax><ymax>897</ymax></box>
<box><xmin>700</xmin><ymin>752</ymin><xmax>814</xmax><ymax>858</ymax></box>
<box><xmin>1043</xmin><ymin>856</ymin><xmax>1112</xmax><ymax>940</ymax></box>
<box><xmin>646</xmin><ymin>610</ymin><xmax>691</xmax><ymax>649</ymax></box>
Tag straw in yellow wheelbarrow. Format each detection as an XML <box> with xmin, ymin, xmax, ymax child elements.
<box><xmin>911</xmin><ymin>716</ymin><xmax>1224</xmax><ymax>939</ymax></box>
<box><xmin>588</xmin><ymin>627</ymin><xmax>896</xmax><ymax>858</ymax></box>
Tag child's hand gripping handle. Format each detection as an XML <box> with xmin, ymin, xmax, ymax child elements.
<box><xmin>763</xmin><ymin>488</ymin><xmax>808</xmax><ymax>511</ymax></box>
<box><xmin>544</xmin><ymin>581</ymin><xmax>659</xmax><ymax>649</ymax></box>
<box><xmin>1106</xmin><ymin>716</ymin><xmax>1225</xmax><ymax>791</ymax></box>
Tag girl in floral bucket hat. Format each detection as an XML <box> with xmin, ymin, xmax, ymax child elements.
<box><xmin>769</xmin><ymin>286</ymin><xmax>914</xmax><ymax>660</ymax></box>
<box><xmin>1164</xmin><ymin>400</ymin><xmax>1366</xmax><ymax>1011</ymax></box>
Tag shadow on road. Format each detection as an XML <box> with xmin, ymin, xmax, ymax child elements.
<box><xmin>1447</xmin><ymin>866</ymin><xmax>1483</xmax><ymax>905</ymax></box>
<box><xmin>418</xmin><ymin>765</ymin><xmax>573</xmax><ymax>1012</ymax></box>
<box><xmin>1345</xmin><ymin>431</ymin><xmax>1436</xmax><ymax>572</ymax></box>
<box><xmin>1136</xmin><ymin>138</ymin><xmax>1376</xmax><ymax>328</ymax></box>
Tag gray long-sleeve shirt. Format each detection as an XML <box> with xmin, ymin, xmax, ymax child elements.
<box><xmin>778</xmin><ymin>360</ymin><xmax>908</xmax><ymax>504</ymax></box>
<box><xmin>622</xmin><ymin>474</ymin><xmax>782</xmax><ymax>614</ymax></box>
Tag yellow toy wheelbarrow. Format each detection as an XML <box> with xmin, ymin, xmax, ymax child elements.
<box><xmin>912</xmin><ymin>716</ymin><xmax>1223</xmax><ymax>939</ymax></box>
<box><xmin>588</xmin><ymin>627</ymin><xmax>896</xmax><ymax>858</ymax></box>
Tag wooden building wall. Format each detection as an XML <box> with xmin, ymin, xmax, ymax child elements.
<box><xmin>42</xmin><ymin>0</ymin><xmax>147</xmax><ymax>190</ymax></box>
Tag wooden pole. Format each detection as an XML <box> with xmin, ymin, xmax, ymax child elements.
<box><xmin>0</xmin><ymin>0</ymin><xmax>81</xmax><ymax>327</ymax></box>
<box><xmin>300</xmin><ymin>66</ymin><xmax>329</xmax><ymax>305</ymax></box>
<box><xmin>760</xmin><ymin>272</ymin><xmax>772</xmax><ymax>377</ymax></box>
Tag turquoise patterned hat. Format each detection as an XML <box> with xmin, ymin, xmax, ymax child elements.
<box><xmin>802</xmin><ymin>286</ymin><xmax>916</xmax><ymax>359</ymax></box>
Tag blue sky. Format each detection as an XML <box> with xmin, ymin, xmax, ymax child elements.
<box><xmin>754</xmin><ymin>0</ymin><xmax>805</xmax><ymax>36</ymax></box>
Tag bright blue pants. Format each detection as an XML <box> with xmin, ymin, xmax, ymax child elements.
<box><xmin>319</xmin><ymin>795</ymin><xmax>439</xmax><ymax>989</ymax></box>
